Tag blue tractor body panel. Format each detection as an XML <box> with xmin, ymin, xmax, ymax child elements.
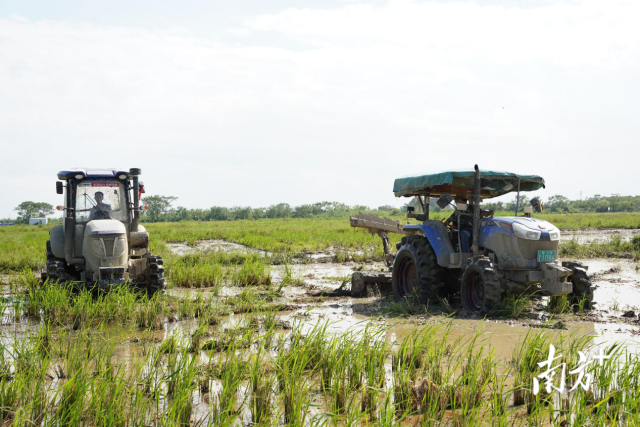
<box><xmin>405</xmin><ymin>216</ymin><xmax>560</xmax><ymax>270</ymax></box>
<box><xmin>404</xmin><ymin>221</ymin><xmax>457</xmax><ymax>267</ymax></box>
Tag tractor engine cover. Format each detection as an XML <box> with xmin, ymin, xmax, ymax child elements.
<box><xmin>82</xmin><ymin>220</ymin><xmax>128</xmax><ymax>277</ymax></box>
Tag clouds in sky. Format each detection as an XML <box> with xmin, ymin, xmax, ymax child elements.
<box><xmin>0</xmin><ymin>0</ymin><xmax>638</xmax><ymax>216</ymax></box>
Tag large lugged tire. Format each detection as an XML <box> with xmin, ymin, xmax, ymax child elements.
<box><xmin>562</xmin><ymin>261</ymin><xmax>594</xmax><ymax>309</ymax></box>
<box><xmin>392</xmin><ymin>235</ymin><xmax>443</xmax><ymax>302</ymax></box>
<box><xmin>461</xmin><ymin>257</ymin><xmax>502</xmax><ymax>315</ymax></box>
<box><xmin>146</xmin><ymin>255</ymin><xmax>165</xmax><ymax>295</ymax></box>
<box><xmin>44</xmin><ymin>240</ymin><xmax>75</xmax><ymax>283</ymax></box>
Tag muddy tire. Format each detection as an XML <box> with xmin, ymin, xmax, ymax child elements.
<box><xmin>44</xmin><ymin>240</ymin><xmax>75</xmax><ymax>283</ymax></box>
<box><xmin>392</xmin><ymin>235</ymin><xmax>443</xmax><ymax>302</ymax></box>
<box><xmin>563</xmin><ymin>261</ymin><xmax>594</xmax><ymax>309</ymax></box>
<box><xmin>461</xmin><ymin>257</ymin><xmax>501</xmax><ymax>314</ymax></box>
<box><xmin>146</xmin><ymin>255</ymin><xmax>165</xmax><ymax>295</ymax></box>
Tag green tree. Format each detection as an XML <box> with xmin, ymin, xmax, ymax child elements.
<box><xmin>546</xmin><ymin>195</ymin><xmax>572</xmax><ymax>213</ymax></box>
<box><xmin>265</xmin><ymin>203</ymin><xmax>293</xmax><ymax>218</ymax></box>
<box><xmin>208</xmin><ymin>206</ymin><xmax>230</xmax><ymax>220</ymax></box>
<box><xmin>142</xmin><ymin>195</ymin><xmax>178</xmax><ymax>222</ymax></box>
<box><xmin>14</xmin><ymin>201</ymin><xmax>54</xmax><ymax>223</ymax></box>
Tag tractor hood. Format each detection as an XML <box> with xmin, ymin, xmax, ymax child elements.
<box><xmin>489</xmin><ymin>216</ymin><xmax>560</xmax><ymax>240</ymax></box>
<box><xmin>85</xmin><ymin>219</ymin><xmax>126</xmax><ymax>235</ymax></box>
<box><xmin>491</xmin><ymin>216</ymin><xmax>555</xmax><ymax>229</ymax></box>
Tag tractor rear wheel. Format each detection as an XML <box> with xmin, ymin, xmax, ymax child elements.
<box><xmin>392</xmin><ymin>235</ymin><xmax>443</xmax><ymax>302</ymax></box>
<box><xmin>146</xmin><ymin>254</ymin><xmax>165</xmax><ymax>295</ymax></box>
<box><xmin>461</xmin><ymin>257</ymin><xmax>502</xmax><ymax>315</ymax></box>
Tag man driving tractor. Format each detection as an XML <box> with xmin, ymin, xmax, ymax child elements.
<box><xmin>89</xmin><ymin>191</ymin><xmax>112</xmax><ymax>220</ymax></box>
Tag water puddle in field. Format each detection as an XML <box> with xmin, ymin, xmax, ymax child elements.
<box><xmin>576</xmin><ymin>258</ymin><xmax>640</xmax><ymax>314</ymax></box>
<box><xmin>166</xmin><ymin>239</ymin><xmax>343</xmax><ymax>264</ymax></box>
<box><xmin>561</xmin><ymin>228</ymin><xmax>640</xmax><ymax>244</ymax></box>
<box><xmin>271</xmin><ymin>262</ymin><xmax>383</xmax><ymax>290</ymax></box>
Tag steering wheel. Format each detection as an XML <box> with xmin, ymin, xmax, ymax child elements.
<box><xmin>92</xmin><ymin>206</ymin><xmax>111</xmax><ymax>220</ymax></box>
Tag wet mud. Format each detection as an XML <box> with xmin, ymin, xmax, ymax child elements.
<box><xmin>166</xmin><ymin>239</ymin><xmax>270</xmax><ymax>257</ymax></box>
<box><xmin>163</xmin><ymin>237</ymin><xmax>640</xmax><ymax>348</ymax></box>
<box><xmin>561</xmin><ymin>228</ymin><xmax>640</xmax><ymax>244</ymax></box>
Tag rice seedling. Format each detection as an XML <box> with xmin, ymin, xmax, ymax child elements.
<box><xmin>136</xmin><ymin>294</ymin><xmax>166</xmax><ymax>329</ymax></box>
<box><xmin>189</xmin><ymin>320</ymin><xmax>209</xmax><ymax>353</ymax></box>
<box><xmin>209</xmin><ymin>342</ymin><xmax>249</xmax><ymax>425</ymax></box>
<box><xmin>230</xmin><ymin>255</ymin><xmax>271</xmax><ymax>287</ymax></box>
<box><xmin>279</xmin><ymin>257</ymin><xmax>305</xmax><ymax>288</ymax></box>
<box><xmin>511</xmin><ymin>328</ymin><xmax>553</xmax><ymax>410</ymax></box>
<box><xmin>386</xmin><ymin>298</ymin><xmax>430</xmax><ymax>317</ymax></box>
<box><xmin>165</xmin><ymin>348</ymin><xmax>198</xmax><ymax>425</ymax></box>
<box><xmin>493</xmin><ymin>291</ymin><xmax>535</xmax><ymax>318</ymax></box>
<box><xmin>548</xmin><ymin>294</ymin><xmax>572</xmax><ymax>314</ymax></box>
<box><xmin>275</xmin><ymin>322</ymin><xmax>322</xmax><ymax>425</ymax></box>
<box><xmin>249</xmin><ymin>346</ymin><xmax>275</xmax><ymax>424</ymax></box>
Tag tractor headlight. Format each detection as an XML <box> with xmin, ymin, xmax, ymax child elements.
<box><xmin>513</xmin><ymin>222</ymin><xmax>541</xmax><ymax>241</ymax></box>
<box><xmin>113</xmin><ymin>237</ymin><xmax>127</xmax><ymax>256</ymax></box>
<box><xmin>92</xmin><ymin>239</ymin><xmax>106</xmax><ymax>257</ymax></box>
<box><xmin>548</xmin><ymin>229</ymin><xmax>561</xmax><ymax>241</ymax></box>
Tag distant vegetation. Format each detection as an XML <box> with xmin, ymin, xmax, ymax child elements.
<box><xmin>4</xmin><ymin>194</ymin><xmax>638</xmax><ymax>224</ymax></box>
<box><xmin>481</xmin><ymin>194</ymin><xmax>640</xmax><ymax>214</ymax></box>
<box><xmin>137</xmin><ymin>194</ymin><xmax>640</xmax><ymax>223</ymax></box>
<box><xmin>141</xmin><ymin>197</ymin><xmax>386</xmax><ymax>222</ymax></box>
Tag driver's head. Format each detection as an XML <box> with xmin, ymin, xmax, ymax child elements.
<box><xmin>95</xmin><ymin>191</ymin><xmax>104</xmax><ymax>204</ymax></box>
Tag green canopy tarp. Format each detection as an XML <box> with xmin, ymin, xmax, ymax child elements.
<box><xmin>393</xmin><ymin>169</ymin><xmax>545</xmax><ymax>199</ymax></box>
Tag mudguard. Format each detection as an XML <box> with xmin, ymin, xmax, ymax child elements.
<box><xmin>49</xmin><ymin>225</ymin><xmax>65</xmax><ymax>259</ymax></box>
<box><xmin>403</xmin><ymin>221</ymin><xmax>458</xmax><ymax>267</ymax></box>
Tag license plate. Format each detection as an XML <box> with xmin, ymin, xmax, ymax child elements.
<box><xmin>537</xmin><ymin>250</ymin><xmax>556</xmax><ymax>262</ymax></box>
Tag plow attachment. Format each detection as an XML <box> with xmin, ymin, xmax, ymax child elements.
<box><xmin>348</xmin><ymin>213</ymin><xmax>412</xmax><ymax>297</ymax></box>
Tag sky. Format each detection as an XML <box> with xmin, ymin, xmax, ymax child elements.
<box><xmin>1</xmin><ymin>0</ymin><xmax>639</xmax><ymax>218</ymax></box>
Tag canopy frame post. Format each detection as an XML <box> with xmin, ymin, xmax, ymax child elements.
<box><xmin>514</xmin><ymin>178</ymin><xmax>521</xmax><ymax>216</ymax></box>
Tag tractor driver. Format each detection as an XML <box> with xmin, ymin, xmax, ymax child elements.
<box><xmin>89</xmin><ymin>191</ymin><xmax>112</xmax><ymax>220</ymax></box>
<box><xmin>456</xmin><ymin>198</ymin><xmax>494</xmax><ymax>253</ymax></box>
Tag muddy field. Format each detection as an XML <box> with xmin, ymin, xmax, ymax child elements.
<box><xmin>160</xmin><ymin>231</ymin><xmax>640</xmax><ymax>359</ymax></box>
<box><xmin>169</xmin><ymin>237</ymin><xmax>640</xmax><ymax>348</ymax></box>
<box><xmin>561</xmin><ymin>228</ymin><xmax>640</xmax><ymax>244</ymax></box>
<box><xmin>1</xmin><ymin>227</ymin><xmax>640</xmax><ymax>425</ymax></box>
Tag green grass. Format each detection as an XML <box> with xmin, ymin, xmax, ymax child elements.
<box><xmin>560</xmin><ymin>235</ymin><xmax>640</xmax><ymax>259</ymax></box>
<box><xmin>0</xmin><ymin>224</ymin><xmax>49</xmax><ymax>272</ymax></box>
<box><xmin>2</xmin><ymin>213</ymin><xmax>639</xmax><ymax>276</ymax></box>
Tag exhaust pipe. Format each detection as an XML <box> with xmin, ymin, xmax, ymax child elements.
<box><xmin>130</xmin><ymin>168</ymin><xmax>141</xmax><ymax>232</ymax></box>
<box><xmin>472</xmin><ymin>165</ymin><xmax>481</xmax><ymax>256</ymax></box>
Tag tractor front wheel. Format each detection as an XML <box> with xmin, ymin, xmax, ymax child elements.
<box><xmin>461</xmin><ymin>258</ymin><xmax>502</xmax><ymax>315</ymax></box>
<box><xmin>146</xmin><ymin>254</ymin><xmax>165</xmax><ymax>295</ymax></box>
<box><xmin>563</xmin><ymin>261</ymin><xmax>594</xmax><ymax>310</ymax></box>
<box><xmin>392</xmin><ymin>235</ymin><xmax>443</xmax><ymax>302</ymax></box>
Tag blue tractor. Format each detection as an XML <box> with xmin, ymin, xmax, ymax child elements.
<box><xmin>351</xmin><ymin>165</ymin><xmax>593</xmax><ymax>314</ymax></box>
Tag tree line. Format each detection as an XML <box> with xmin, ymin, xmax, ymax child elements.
<box><xmin>139</xmin><ymin>194</ymin><xmax>640</xmax><ymax>222</ymax></box>
<box><xmin>140</xmin><ymin>196</ymin><xmax>394</xmax><ymax>222</ymax></box>
<box><xmin>480</xmin><ymin>194</ymin><xmax>640</xmax><ymax>214</ymax></box>
<box><xmin>6</xmin><ymin>194</ymin><xmax>640</xmax><ymax>224</ymax></box>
